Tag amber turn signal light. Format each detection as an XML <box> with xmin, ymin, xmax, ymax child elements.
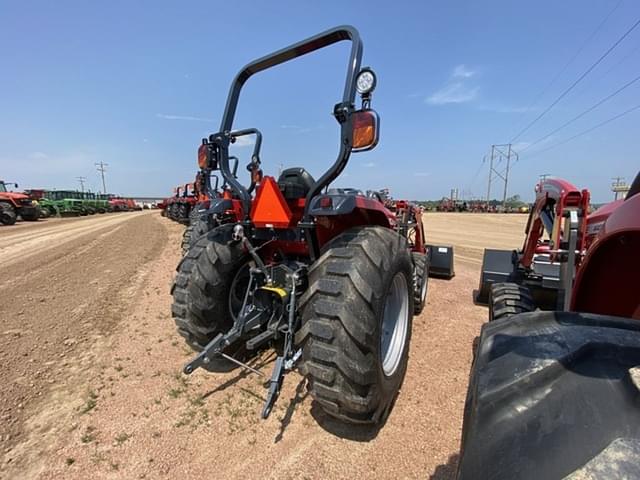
<box><xmin>352</xmin><ymin>109</ymin><xmax>379</xmax><ymax>151</ymax></box>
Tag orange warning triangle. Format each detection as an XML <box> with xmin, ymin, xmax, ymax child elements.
<box><xmin>250</xmin><ymin>176</ymin><xmax>292</xmax><ymax>228</ymax></box>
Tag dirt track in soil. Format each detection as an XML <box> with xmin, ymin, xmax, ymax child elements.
<box><xmin>0</xmin><ymin>211</ymin><xmax>526</xmax><ymax>479</ymax></box>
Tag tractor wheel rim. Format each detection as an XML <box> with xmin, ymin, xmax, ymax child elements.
<box><xmin>381</xmin><ymin>272</ymin><xmax>409</xmax><ymax>376</ymax></box>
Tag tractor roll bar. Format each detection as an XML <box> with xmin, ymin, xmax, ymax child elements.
<box><xmin>210</xmin><ymin>25</ymin><xmax>363</xmax><ymax>220</ymax></box>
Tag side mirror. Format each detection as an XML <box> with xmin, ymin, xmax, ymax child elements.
<box><xmin>351</xmin><ymin>109</ymin><xmax>379</xmax><ymax>152</ymax></box>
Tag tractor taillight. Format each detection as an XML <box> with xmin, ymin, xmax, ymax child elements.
<box><xmin>197</xmin><ymin>143</ymin><xmax>209</xmax><ymax>169</ymax></box>
<box><xmin>320</xmin><ymin>196</ymin><xmax>332</xmax><ymax>209</ymax></box>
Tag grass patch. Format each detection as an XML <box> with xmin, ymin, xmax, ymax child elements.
<box><xmin>168</xmin><ymin>388</ymin><xmax>183</xmax><ymax>399</ymax></box>
<box><xmin>80</xmin><ymin>391</ymin><xmax>98</xmax><ymax>414</ymax></box>
<box><xmin>81</xmin><ymin>426</ymin><xmax>97</xmax><ymax>443</ymax></box>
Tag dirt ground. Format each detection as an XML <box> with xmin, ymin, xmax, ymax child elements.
<box><xmin>0</xmin><ymin>211</ymin><xmax>527</xmax><ymax>479</ymax></box>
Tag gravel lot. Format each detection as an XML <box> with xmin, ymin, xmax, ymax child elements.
<box><xmin>0</xmin><ymin>211</ymin><xmax>527</xmax><ymax>479</ymax></box>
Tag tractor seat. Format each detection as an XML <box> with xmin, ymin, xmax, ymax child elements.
<box><xmin>277</xmin><ymin>167</ymin><xmax>315</xmax><ymax>200</ymax></box>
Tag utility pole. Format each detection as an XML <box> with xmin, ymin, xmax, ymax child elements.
<box><xmin>486</xmin><ymin>144</ymin><xmax>518</xmax><ymax>209</ymax></box>
<box><xmin>76</xmin><ymin>176</ymin><xmax>87</xmax><ymax>192</ymax></box>
<box><xmin>95</xmin><ymin>161</ymin><xmax>108</xmax><ymax>194</ymax></box>
<box><xmin>611</xmin><ymin>176</ymin><xmax>629</xmax><ymax>200</ymax></box>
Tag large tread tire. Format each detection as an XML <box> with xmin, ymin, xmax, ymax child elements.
<box><xmin>21</xmin><ymin>209</ymin><xmax>40</xmax><ymax>221</ymax></box>
<box><xmin>181</xmin><ymin>216</ymin><xmax>215</xmax><ymax>256</ymax></box>
<box><xmin>297</xmin><ymin>226</ymin><xmax>414</xmax><ymax>424</ymax></box>
<box><xmin>171</xmin><ymin>224</ymin><xmax>249</xmax><ymax>351</ymax></box>
<box><xmin>458</xmin><ymin>311</ymin><xmax>640</xmax><ymax>480</ymax></box>
<box><xmin>411</xmin><ymin>252</ymin><xmax>429</xmax><ymax>314</ymax></box>
<box><xmin>0</xmin><ymin>203</ymin><xmax>17</xmax><ymax>225</ymax></box>
<box><xmin>489</xmin><ymin>282</ymin><xmax>535</xmax><ymax>321</ymax></box>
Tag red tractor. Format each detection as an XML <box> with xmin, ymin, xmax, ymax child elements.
<box><xmin>0</xmin><ymin>180</ymin><xmax>40</xmax><ymax>224</ymax></box>
<box><xmin>458</xmin><ymin>172</ymin><xmax>640</xmax><ymax>479</ymax></box>
<box><xmin>171</xmin><ymin>26</ymin><xmax>452</xmax><ymax>424</ymax></box>
<box><xmin>164</xmin><ymin>186</ymin><xmax>183</xmax><ymax>220</ymax></box>
<box><xmin>108</xmin><ymin>196</ymin><xmax>129</xmax><ymax>212</ymax></box>
<box><xmin>476</xmin><ymin>176</ymin><xmax>591</xmax><ymax>314</ymax></box>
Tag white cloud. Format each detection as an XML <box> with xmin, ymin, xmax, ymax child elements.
<box><xmin>156</xmin><ymin>113</ymin><xmax>213</xmax><ymax>122</ymax></box>
<box><xmin>427</xmin><ymin>82</ymin><xmax>479</xmax><ymax>105</ymax></box>
<box><xmin>363</xmin><ymin>162</ymin><xmax>376</xmax><ymax>168</ymax></box>
<box><xmin>415</xmin><ymin>172</ymin><xmax>430</xmax><ymax>177</ymax></box>
<box><xmin>427</xmin><ymin>65</ymin><xmax>480</xmax><ymax>106</ymax></box>
<box><xmin>453</xmin><ymin>64</ymin><xmax>475</xmax><ymax>78</ymax></box>
<box><xmin>29</xmin><ymin>151</ymin><xmax>49</xmax><ymax>160</ymax></box>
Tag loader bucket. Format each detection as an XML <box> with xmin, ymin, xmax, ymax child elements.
<box><xmin>426</xmin><ymin>244</ymin><xmax>455</xmax><ymax>279</ymax></box>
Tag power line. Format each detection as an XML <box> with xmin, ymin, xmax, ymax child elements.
<box><xmin>521</xmin><ymin>103</ymin><xmax>640</xmax><ymax>160</ymax></box>
<box><xmin>510</xmin><ymin>16</ymin><xmax>640</xmax><ymax>143</ymax></box>
<box><xmin>95</xmin><ymin>161</ymin><xmax>108</xmax><ymax>194</ymax></box>
<box><xmin>519</xmin><ymin>72</ymin><xmax>640</xmax><ymax>154</ymax></box>
<box><xmin>508</xmin><ymin>0</ymin><xmax>624</xmax><ymax>137</ymax></box>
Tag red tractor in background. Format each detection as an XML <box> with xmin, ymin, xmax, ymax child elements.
<box><xmin>476</xmin><ymin>176</ymin><xmax>592</xmax><ymax>315</ymax></box>
<box><xmin>458</xmin><ymin>172</ymin><xmax>640</xmax><ymax>480</ymax></box>
<box><xmin>0</xmin><ymin>180</ymin><xmax>40</xmax><ymax>224</ymax></box>
<box><xmin>108</xmin><ymin>196</ymin><xmax>130</xmax><ymax>212</ymax></box>
<box><xmin>171</xmin><ymin>25</ymin><xmax>453</xmax><ymax>424</ymax></box>
<box><xmin>165</xmin><ymin>186</ymin><xmax>183</xmax><ymax>221</ymax></box>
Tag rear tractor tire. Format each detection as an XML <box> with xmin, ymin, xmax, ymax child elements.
<box><xmin>297</xmin><ymin>226</ymin><xmax>414</xmax><ymax>424</ymax></box>
<box><xmin>411</xmin><ymin>252</ymin><xmax>429</xmax><ymax>314</ymax></box>
<box><xmin>181</xmin><ymin>215</ymin><xmax>217</xmax><ymax>256</ymax></box>
<box><xmin>489</xmin><ymin>282</ymin><xmax>535</xmax><ymax>321</ymax></box>
<box><xmin>171</xmin><ymin>225</ymin><xmax>251</xmax><ymax>353</ymax></box>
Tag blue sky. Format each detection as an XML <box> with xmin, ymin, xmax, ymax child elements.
<box><xmin>1</xmin><ymin>1</ymin><xmax>638</xmax><ymax>202</ymax></box>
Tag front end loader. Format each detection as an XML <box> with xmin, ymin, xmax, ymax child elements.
<box><xmin>458</xmin><ymin>172</ymin><xmax>640</xmax><ymax>480</ymax></box>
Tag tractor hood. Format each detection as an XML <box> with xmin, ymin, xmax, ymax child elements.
<box><xmin>0</xmin><ymin>191</ymin><xmax>30</xmax><ymax>201</ymax></box>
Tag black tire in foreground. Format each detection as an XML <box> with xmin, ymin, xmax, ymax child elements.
<box><xmin>171</xmin><ymin>224</ymin><xmax>250</xmax><ymax>352</ymax></box>
<box><xmin>489</xmin><ymin>282</ymin><xmax>535</xmax><ymax>321</ymax></box>
<box><xmin>411</xmin><ymin>251</ymin><xmax>429</xmax><ymax>314</ymax></box>
<box><xmin>458</xmin><ymin>311</ymin><xmax>640</xmax><ymax>480</ymax></box>
<box><xmin>297</xmin><ymin>226</ymin><xmax>414</xmax><ymax>424</ymax></box>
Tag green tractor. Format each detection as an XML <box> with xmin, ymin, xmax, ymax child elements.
<box><xmin>81</xmin><ymin>191</ymin><xmax>106</xmax><ymax>213</ymax></box>
<box><xmin>96</xmin><ymin>193</ymin><xmax>112</xmax><ymax>213</ymax></box>
<box><xmin>42</xmin><ymin>190</ymin><xmax>86</xmax><ymax>216</ymax></box>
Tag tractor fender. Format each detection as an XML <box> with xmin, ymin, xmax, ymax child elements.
<box><xmin>571</xmin><ymin>193</ymin><xmax>640</xmax><ymax>319</ymax></box>
<box><xmin>308</xmin><ymin>193</ymin><xmax>395</xmax><ymax>226</ymax></box>
<box><xmin>204</xmin><ymin>198</ymin><xmax>233</xmax><ymax>216</ymax></box>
